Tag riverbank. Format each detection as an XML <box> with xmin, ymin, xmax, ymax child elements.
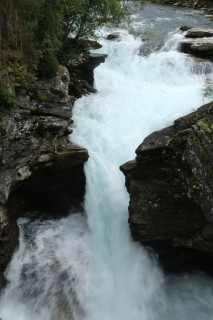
<box><xmin>0</xmin><ymin>49</ymin><xmax>107</xmax><ymax>288</ymax></box>
<box><xmin>150</xmin><ymin>0</ymin><xmax>213</xmax><ymax>14</ymax></box>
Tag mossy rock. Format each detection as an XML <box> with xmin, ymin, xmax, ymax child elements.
<box><xmin>0</xmin><ymin>85</ymin><xmax>18</xmax><ymax>119</ymax></box>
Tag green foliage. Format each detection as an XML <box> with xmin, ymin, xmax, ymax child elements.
<box><xmin>0</xmin><ymin>0</ymin><xmax>145</xmax><ymax>79</ymax></box>
<box><xmin>0</xmin><ymin>85</ymin><xmax>18</xmax><ymax>119</ymax></box>
<box><xmin>0</xmin><ymin>51</ymin><xmax>35</xmax><ymax>85</ymax></box>
<box><xmin>64</xmin><ymin>0</ymin><xmax>145</xmax><ymax>40</ymax></box>
<box><xmin>38</xmin><ymin>53</ymin><xmax>60</xmax><ymax>79</ymax></box>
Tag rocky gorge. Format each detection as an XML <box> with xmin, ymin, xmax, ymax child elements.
<box><xmin>1</xmin><ymin>2</ymin><xmax>213</xmax><ymax>319</ymax></box>
<box><xmin>121</xmin><ymin>26</ymin><xmax>213</xmax><ymax>273</ymax></box>
<box><xmin>1</xmin><ymin>6</ymin><xmax>213</xmax><ymax>287</ymax></box>
<box><xmin>0</xmin><ymin>51</ymin><xmax>107</xmax><ymax>287</ymax></box>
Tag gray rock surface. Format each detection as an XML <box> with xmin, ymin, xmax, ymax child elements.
<box><xmin>68</xmin><ymin>52</ymin><xmax>107</xmax><ymax>96</ymax></box>
<box><xmin>121</xmin><ymin>101</ymin><xmax>213</xmax><ymax>273</ymax></box>
<box><xmin>180</xmin><ymin>28</ymin><xmax>213</xmax><ymax>60</ymax></box>
<box><xmin>185</xmin><ymin>28</ymin><xmax>213</xmax><ymax>38</ymax></box>
<box><xmin>0</xmin><ymin>54</ymin><xmax>107</xmax><ymax>286</ymax></box>
<box><xmin>106</xmin><ymin>33</ymin><xmax>122</xmax><ymax>41</ymax></box>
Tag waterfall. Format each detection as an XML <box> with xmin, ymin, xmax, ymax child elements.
<box><xmin>71</xmin><ymin>24</ymin><xmax>213</xmax><ymax>320</ymax></box>
<box><xmin>1</xmin><ymin>3</ymin><xmax>213</xmax><ymax>320</ymax></box>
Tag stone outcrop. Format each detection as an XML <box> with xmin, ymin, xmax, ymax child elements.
<box><xmin>68</xmin><ymin>52</ymin><xmax>107</xmax><ymax>98</ymax></box>
<box><xmin>180</xmin><ymin>38</ymin><xmax>213</xmax><ymax>60</ymax></box>
<box><xmin>121</xmin><ymin>101</ymin><xmax>213</xmax><ymax>273</ymax></box>
<box><xmin>185</xmin><ymin>28</ymin><xmax>213</xmax><ymax>38</ymax></box>
<box><xmin>0</xmin><ymin>53</ymin><xmax>107</xmax><ymax>286</ymax></box>
<box><xmin>180</xmin><ymin>28</ymin><xmax>213</xmax><ymax>60</ymax></box>
<box><xmin>106</xmin><ymin>33</ymin><xmax>122</xmax><ymax>41</ymax></box>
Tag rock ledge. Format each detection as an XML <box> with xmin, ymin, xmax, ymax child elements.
<box><xmin>121</xmin><ymin>101</ymin><xmax>213</xmax><ymax>273</ymax></box>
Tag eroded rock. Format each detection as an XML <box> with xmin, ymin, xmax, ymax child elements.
<box><xmin>0</xmin><ymin>53</ymin><xmax>103</xmax><ymax>285</ymax></box>
<box><xmin>180</xmin><ymin>38</ymin><xmax>213</xmax><ymax>60</ymax></box>
<box><xmin>185</xmin><ymin>28</ymin><xmax>213</xmax><ymax>38</ymax></box>
<box><xmin>180</xmin><ymin>26</ymin><xmax>192</xmax><ymax>32</ymax></box>
<box><xmin>68</xmin><ymin>52</ymin><xmax>107</xmax><ymax>92</ymax></box>
<box><xmin>180</xmin><ymin>27</ymin><xmax>213</xmax><ymax>61</ymax></box>
<box><xmin>121</xmin><ymin>101</ymin><xmax>213</xmax><ymax>273</ymax></box>
<box><xmin>106</xmin><ymin>32</ymin><xmax>121</xmax><ymax>41</ymax></box>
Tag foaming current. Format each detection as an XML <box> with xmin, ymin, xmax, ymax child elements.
<box><xmin>1</xmin><ymin>3</ymin><xmax>213</xmax><ymax>320</ymax></box>
<box><xmin>71</xmin><ymin>26</ymin><xmax>213</xmax><ymax>320</ymax></box>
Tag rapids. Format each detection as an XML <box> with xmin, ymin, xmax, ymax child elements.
<box><xmin>1</xmin><ymin>3</ymin><xmax>213</xmax><ymax>320</ymax></box>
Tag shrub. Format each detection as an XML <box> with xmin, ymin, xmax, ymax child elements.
<box><xmin>0</xmin><ymin>85</ymin><xmax>18</xmax><ymax>119</ymax></box>
<box><xmin>38</xmin><ymin>53</ymin><xmax>60</xmax><ymax>79</ymax></box>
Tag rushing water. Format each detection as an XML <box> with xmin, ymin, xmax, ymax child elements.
<box><xmin>1</xmin><ymin>3</ymin><xmax>213</xmax><ymax>320</ymax></box>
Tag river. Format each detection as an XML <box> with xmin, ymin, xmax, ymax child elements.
<box><xmin>1</xmin><ymin>3</ymin><xmax>213</xmax><ymax>320</ymax></box>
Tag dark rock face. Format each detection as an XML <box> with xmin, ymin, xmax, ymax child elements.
<box><xmin>68</xmin><ymin>52</ymin><xmax>107</xmax><ymax>97</ymax></box>
<box><xmin>185</xmin><ymin>28</ymin><xmax>213</xmax><ymax>38</ymax></box>
<box><xmin>106</xmin><ymin>33</ymin><xmax>122</xmax><ymax>41</ymax></box>
<box><xmin>180</xmin><ymin>28</ymin><xmax>213</xmax><ymax>61</ymax></box>
<box><xmin>180</xmin><ymin>38</ymin><xmax>213</xmax><ymax>60</ymax></box>
<box><xmin>180</xmin><ymin>26</ymin><xmax>192</xmax><ymax>32</ymax></box>
<box><xmin>0</xmin><ymin>54</ymin><xmax>107</xmax><ymax>286</ymax></box>
<box><xmin>121</xmin><ymin>101</ymin><xmax>213</xmax><ymax>273</ymax></box>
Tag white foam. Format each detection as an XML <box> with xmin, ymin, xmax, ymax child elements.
<box><xmin>1</xmin><ymin>9</ymin><xmax>213</xmax><ymax>320</ymax></box>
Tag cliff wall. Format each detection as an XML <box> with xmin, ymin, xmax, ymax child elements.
<box><xmin>121</xmin><ymin>101</ymin><xmax>213</xmax><ymax>273</ymax></box>
<box><xmin>0</xmin><ymin>52</ymin><xmax>106</xmax><ymax>286</ymax></box>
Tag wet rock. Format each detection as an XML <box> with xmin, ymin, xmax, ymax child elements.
<box><xmin>180</xmin><ymin>26</ymin><xmax>192</xmax><ymax>32</ymax></box>
<box><xmin>57</xmin><ymin>65</ymin><xmax>70</xmax><ymax>83</ymax></box>
<box><xmin>106</xmin><ymin>32</ymin><xmax>121</xmax><ymax>41</ymax></box>
<box><xmin>180</xmin><ymin>38</ymin><xmax>213</xmax><ymax>60</ymax></box>
<box><xmin>68</xmin><ymin>52</ymin><xmax>107</xmax><ymax>91</ymax></box>
<box><xmin>0</xmin><ymin>91</ymin><xmax>87</xmax><ymax>281</ymax></box>
<box><xmin>185</xmin><ymin>28</ymin><xmax>213</xmax><ymax>38</ymax></box>
<box><xmin>121</xmin><ymin>101</ymin><xmax>213</xmax><ymax>274</ymax></box>
<box><xmin>50</xmin><ymin>76</ymin><xmax>67</xmax><ymax>96</ymax></box>
<box><xmin>181</xmin><ymin>28</ymin><xmax>213</xmax><ymax>61</ymax></box>
<box><xmin>0</xmin><ymin>53</ymin><xmax>104</xmax><ymax>286</ymax></box>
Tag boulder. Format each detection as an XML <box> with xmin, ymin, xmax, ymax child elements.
<box><xmin>57</xmin><ymin>65</ymin><xmax>70</xmax><ymax>83</ymax></box>
<box><xmin>106</xmin><ymin>32</ymin><xmax>121</xmax><ymax>41</ymax></box>
<box><xmin>185</xmin><ymin>28</ymin><xmax>213</xmax><ymax>38</ymax></box>
<box><xmin>180</xmin><ymin>26</ymin><xmax>192</xmax><ymax>32</ymax></box>
<box><xmin>121</xmin><ymin>101</ymin><xmax>213</xmax><ymax>273</ymax></box>
<box><xmin>180</xmin><ymin>38</ymin><xmax>213</xmax><ymax>60</ymax></box>
<box><xmin>180</xmin><ymin>28</ymin><xmax>213</xmax><ymax>60</ymax></box>
<box><xmin>68</xmin><ymin>52</ymin><xmax>107</xmax><ymax>90</ymax></box>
